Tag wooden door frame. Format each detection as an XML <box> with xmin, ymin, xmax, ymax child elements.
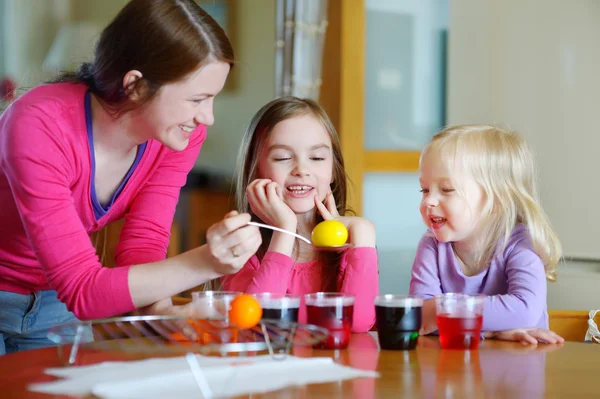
<box><xmin>321</xmin><ymin>0</ymin><xmax>421</xmax><ymax>215</ymax></box>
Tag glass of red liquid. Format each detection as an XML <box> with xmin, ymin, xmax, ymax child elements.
<box><xmin>435</xmin><ymin>293</ymin><xmax>484</xmax><ymax>350</ymax></box>
<box><xmin>253</xmin><ymin>293</ymin><xmax>301</xmax><ymax>323</ymax></box>
<box><xmin>375</xmin><ymin>295</ymin><xmax>423</xmax><ymax>350</ymax></box>
<box><xmin>305</xmin><ymin>292</ymin><xmax>355</xmax><ymax>350</ymax></box>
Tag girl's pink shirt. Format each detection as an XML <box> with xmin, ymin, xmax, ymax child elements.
<box><xmin>221</xmin><ymin>247</ymin><xmax>379</xmax><ymax>332</ymax></box>
<box><xmin>0</xmin><ymin>83</ymin><xmax>205</xmax><ymax>319</ymax></box>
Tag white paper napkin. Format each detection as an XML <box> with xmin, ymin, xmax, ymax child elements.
<box><xmin>29</xmin><ymin>354</ymin><xmax>379</xmax><ymax>398</ymax></box>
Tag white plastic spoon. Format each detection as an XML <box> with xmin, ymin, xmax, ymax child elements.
<box><xmin>247</xmin><ymin>221</ymin><xmax>352</xmax><ymax>251</ymax></box>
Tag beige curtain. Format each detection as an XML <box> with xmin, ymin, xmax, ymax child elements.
<box><xmin>275</xmin><ymin>0</ymin><xmax>329</xmax><ymax>100</ymax></box>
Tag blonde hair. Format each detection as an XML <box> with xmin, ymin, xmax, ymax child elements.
<box><xmin>234</xmin><ymin>96</ymin><xmax>350</xmax><ymax>290</ymax></box>
<box><xmin>422</xmin><ymin>124</ymin><xmax>562</xmax><ymax>281</ymax></box>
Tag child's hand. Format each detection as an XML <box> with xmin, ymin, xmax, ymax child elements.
<box><xmin>314</xmin><ymin>192</ymin><xmax>376</xmax><ymax>247</ymax></box>
<box><xmin>314</xmin><ymin>191</ymin><xmax>342</xmax><ymax>219</ymax></box>
<box><xmin>419</xmin><ymin>298</ymin><xmax>438</xmax><ymax>335</ymax></box>
<box><xmin>247</xmin><ymin>179</ymin><xmax>297</xmax><ymax>231</ymax></box>
<box><xmin>486</xmin><ymin>328</ymin><xmax>565</xmax><ymax>345</ymax></box>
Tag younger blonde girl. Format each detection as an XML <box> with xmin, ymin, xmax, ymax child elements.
<box><xmin>410</xmin><ymin>124</ymin><xmax>563</xmax><ymax>344</ymax></box>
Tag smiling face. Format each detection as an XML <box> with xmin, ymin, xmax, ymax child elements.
<box><xmin>418</xmin><ymin>148</ymin><xmax>487</xmax><ymax>247</ymax></box>
<box><xmin>257</xmin><ymin>114</ymin><xmax>334</xmax><ymax>215</ymax></box>
<box><xmin>132</xmin><ymin>60</ymin><xmax>230</xmax><ymax>151</ymax></box>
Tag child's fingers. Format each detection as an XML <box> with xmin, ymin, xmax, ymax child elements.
<box><xmin>314</xmin><ymin>195</ymin><xmax>333</xmax><ymax>220</ymax></box>
<box><xmin>546</xmin><ymin>330</ymin><xmax>565</xmax><ymax>343</ymax></box>
<box><xmin>419</xmin><ymin>323</ymin><xmax>436</xmax><ymax>336</ymax></box>
<box><xmin>246</xmin><ymin>188</ymin><xmax>260</xmax><ymax>212</ymax></box>
<box><xmin>247</xmin><ymin>179</ymin><xmax>270</xmax><ymax>207</ymax></box>
<box><xmin>224</xmin><ymin>210</ymin><xmax>239</xmax><ymax>219</ymax></box>
<box><xmin>512</xmin><ymin>331</ymin><xmax>538</xmax><ymax>345</ymax></box>
<box><xmin>265</xmin><ymin>182</ymin><xmax>280</xmax><ymax>203</ymax></box>
<box><xmin>521</xmin><ymin>339</ymin><xmax>537</xmax><ymax>345</ymax></box>
<box><xmin>531</xmin><ymin>329</ymin><xmax>564</xmax><ymax>344</ymax></box>
<box><xmin>246</xmin><ymin>178</ymin><xmax>268</xmax><ymax>193</ymax></box>
<box><xmin>245</xmin><ymin>180</ymin><xmax>260</xmax><ymax>204</ymax></box>
<box><xmin>255</xmin><ymin>180</ymin><xmax>270</xmax><ymax>202</ymax></box>
<box><xmin>554</xmin><ymin>334</ymin><xmax>565</xmax><ymax>344</ymax></box>
<box><xmin>247</xmin><ymin>179</ymin><xmax>271</xmax><ymax>196</ymax></box>
<box><xmin>275</xmin><ymin>183</ymin><xmax>284</xmax><ymax>201</ymax></box>
<box><xmin>325</xmin><ymin>192</ymin><xmax>340</xmax><ymax>217</ymax></box>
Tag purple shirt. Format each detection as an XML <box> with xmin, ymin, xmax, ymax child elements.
<box><xmin>409</xmin><ymin>225</ymin><xmax>548</xmax><ymax>330</ymax></box>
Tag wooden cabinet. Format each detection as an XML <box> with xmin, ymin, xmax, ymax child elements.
<box><xmin>549</xmin><ymin>310</ymin><xmax>599</xmax><ymax>342</ymax></box>
<box><xmin>92</xmin><ymin>188</ymin><xmax>234</xmax><ymax>266</ymax></box>
<box><xmin>181</xmin><ymin>189</ymin><xmax>234</xmax><ymax>251</ymax></box>
<box><xmin>90</xmin><ymin>219</ymin><xmax>181</xmax><ymax>268</ymax></box>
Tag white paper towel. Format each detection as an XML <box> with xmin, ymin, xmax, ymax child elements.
<box><xmin>29</xmin><ymin>354</ymin><xmax>379</xmax><ymax>398</ymax></box>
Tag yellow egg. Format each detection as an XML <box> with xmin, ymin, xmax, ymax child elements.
<box><xmin>311</xmin><ymin>220</ymin><xmax>348</xmax><ymax>247</ymax></box>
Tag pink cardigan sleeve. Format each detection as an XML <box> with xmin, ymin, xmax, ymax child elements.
<box><xmin>114</xmin><ymin>128</ymin><xmax>205</xmax><ymax>267</ymax></box>
<box><xmin>0</xmin><ymin>103</ymin><xmax>134</xmax><ymax>320</ymax></box>
<box><xmin>338</xmin><ymin>247</ymin><xmax>379</xmax><ymax>333</ymax></box>
<box><xmin>221</xmin><ymin>251</ymin><xmax>294</xmax><ymax>293</ymax></box>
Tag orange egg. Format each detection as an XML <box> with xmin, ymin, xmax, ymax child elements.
<box><xmin>228</xmin><ymin>294</ymin><xmax>263</xmax><ymax>329</ymax></box>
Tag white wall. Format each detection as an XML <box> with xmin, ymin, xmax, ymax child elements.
<box><xmin>448</xmin><ymin>0</ymin><xmax>600</xmax><ymax>260</ymax></box>
<box><xmin>449</xmin><ymin>0</ymin><xmax>600</xmax><ymax>310</ymax></box>
<box><xmin>547</xmin><ymin>260</ymin><xmax>600</xmax><ymax>310</ymax></box>
<box><xmin>4</xmin><ymin>0</ymin><xmax>70</xmax><ymax>87</ymax></box>
<box><xmin>71</xmin><ymin>0</ymin><xmax>127</xmax><ymax>25</ymax></box>
<box><xmin>194</xmin><ymin>0</ymin><xmax>276</xmax><ymax>176</ymax></box>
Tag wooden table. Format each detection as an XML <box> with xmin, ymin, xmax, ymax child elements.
<box><xmin>0</xmin><ymin>333</ymin><xmax>598</xmax><ymax>398</ymax></box>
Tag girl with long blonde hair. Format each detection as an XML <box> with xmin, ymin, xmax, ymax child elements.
<box><xmin>410</xmin><ymin>124</ymin><xmax>563</xmax><ymax>344</ymax></box>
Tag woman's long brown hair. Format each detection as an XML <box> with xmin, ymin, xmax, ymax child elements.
<box><xmin>51</xmin><ymin>0</ymin><xmax>234</xmax><ymax>116</ymax></box>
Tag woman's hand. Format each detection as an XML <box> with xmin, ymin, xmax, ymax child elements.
<box><xmin>485</xmin><ymin>328</ymin><xmax>565</xmax><ymax>345</ymax></box>
<box><xmin>138</xmin><ymin>298</ymin><xmax>218</xmax><ymax>341</ymax></box>
<box><xmin>314</xmin><ymin>192</ymin><xmax>376</xmax><ymax>247</ymax></box>
<box><xmin>246</xmin><ymin>179</ymin><xmax>297</xmax><ymax>231</ymax></box>
<box><xmin>137</xmin><ymin>298</ymin><xmax>194</xmax><ymax>316</ymax></box>
<box><xmin>205</xmin><ymin>211</ymin><xmax>261</xmax><ymax>275</ymax></box>
<box><xmin>139</xmin><ymin>297</ymin><xmax>225</xmax><ymax>319</ymax></box>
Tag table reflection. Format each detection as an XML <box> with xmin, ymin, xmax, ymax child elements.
<box><xmin>417</xmin><ymin>337</ymin><xmax>550</xmax><ymax>398</ymax></box>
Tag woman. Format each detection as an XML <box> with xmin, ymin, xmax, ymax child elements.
<box><xmin>0</xmin><ymin>0</ymin><xmax>260</xmax><ymax>354</ymax></box>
